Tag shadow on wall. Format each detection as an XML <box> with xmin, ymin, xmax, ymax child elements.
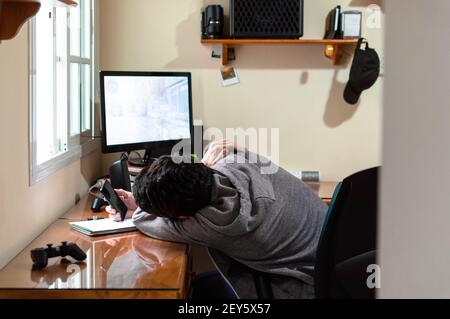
<box><xmin>80</xmin><ymin>103</ymin><xmax>104</xmax><ymax>194</ymax></box>
<box><xmin>323</xmin><ymin>70</ymin><xmax>360</xmax><ymax>128</ymax></box>
<box><xmin>80</xmin><ymin>149</ymin><xmax>102</xmax><ymax>185</ymax></box>
<box><xmin>79</xmin><ymin>102</ymin><xmax>104</xmax><ymax>186</ymax></box>
<box><xmin>323</xmin><ymin>50</ymin><xmax>360</xmax><ymax>128</ymax></box>
<box><xmin>299</xmin><ymin>71</ymin><xmax>309</xmax><ymax>85</ymax></box>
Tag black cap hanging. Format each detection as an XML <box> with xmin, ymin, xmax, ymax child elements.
<box><xmin>344</xmin><ymin>38</ymin><xmax>380</xmax><ymax>105</ymax></box>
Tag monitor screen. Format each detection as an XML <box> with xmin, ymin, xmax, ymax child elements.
<box><xmin>100</xmin><ymin>72</ymin><xmax>192</xmax><ymax>153</ymax></box>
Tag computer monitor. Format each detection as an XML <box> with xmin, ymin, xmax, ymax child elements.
<box><xmin>100</xmin><ymin>71</ymin><xmax>193</xmax><ymax>166</ymax></box>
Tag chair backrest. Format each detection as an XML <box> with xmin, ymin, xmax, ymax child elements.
<box><xmin>319</xmin><ymin>182</ymin><xmax>342</xmax><ymax>241</ymax></box>
<box><xmin>314</xmin><ymin>167</ymin><xmax>379</xmax><ymax>299</ymax></box>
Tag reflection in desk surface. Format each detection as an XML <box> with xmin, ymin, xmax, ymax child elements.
<box><xmin>0</xmin><ymin>196</ymin><xmax>191</xmax><ymax>299</ymax></box>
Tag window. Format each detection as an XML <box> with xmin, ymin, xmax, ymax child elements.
<box><xmin>30</xmin><ymin>0</ymin><xmax>95</xmax><ymax>183</ymax></box>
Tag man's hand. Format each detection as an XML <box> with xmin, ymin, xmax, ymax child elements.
<box><xmin>105</xmin><ymin>189</ymin><xmax>138</xmax><ymax>222</ymax></box>
<box><xmin>202</xmin><ymin>139</ymin><xmax>240</xmax><ymax>168</ymax></box>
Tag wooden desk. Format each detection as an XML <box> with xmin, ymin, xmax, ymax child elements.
<box><xmin>306</xmin><ymin>182</ymin><xmax>338</xmax><ymax>206</ymax></box>
<box><xmin>0</xmin><ymin>180</ymin><xmax>337</xmax><ymax>299</ymax></box>
<box><xmin>0</xmin><ymin>196</ymin><xmax>192</xmax><ymax>299</ymax></box>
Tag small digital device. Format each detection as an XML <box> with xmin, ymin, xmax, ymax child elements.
<box><xmin>100</xmin><ymin>181</ymin><xmax>128</xmax><ymax>222</ymax></box>
<box><xmin>341</xmin><ymin>11</ymin><xmax>362</xmax><ymax>39</ymax></box>
<box><xmin>324</xmin><ymin>5</ymin><xmax>341</xmax><ymax>39</ymax></box>
<box><xmin>100</xmin><ymin>71</ymin><xmax>194</xmax><ymax>166</ymax></box>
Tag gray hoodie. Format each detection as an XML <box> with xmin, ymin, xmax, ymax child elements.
<box><xmin>132</xmin><ymin>151</ymin><xmax>328</xmax><ymax>299</ymax></box>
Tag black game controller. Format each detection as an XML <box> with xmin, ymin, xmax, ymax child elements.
<box><xmin>30</xmin><ymin>242</ymin><xmax>87</xmax><ymax>270</ymax></box>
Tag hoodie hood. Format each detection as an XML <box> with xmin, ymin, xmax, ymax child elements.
<box><xmin>195</xmin><ymin>156</ymin><xmax>276</xmax><ymax>237</ymax></box>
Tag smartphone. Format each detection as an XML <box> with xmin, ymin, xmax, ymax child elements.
<box><xmin>100</xmin><ymin>181</ymin><xmax>128</xmax><ymax>222</ymax></box>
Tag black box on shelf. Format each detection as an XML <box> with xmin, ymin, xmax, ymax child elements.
<box><xmin>230</xmin><ymin>0</ymin><xmax>304</xmax><ymax>39</ymax></box>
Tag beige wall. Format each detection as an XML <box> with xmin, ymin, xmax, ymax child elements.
<box><xmin>0</xmin><ymin>26</ymin><xmax>102</xmax><ymax>269</ymax></box>
<box><xmin>99</xmin><ymin>0</ymin><xmax>384</xmax><ymax>181</ymax></box>
<box><xmin>379</xmin><ymin>0</ymin><xmax>450</xmax><ymax>298</ymax></box>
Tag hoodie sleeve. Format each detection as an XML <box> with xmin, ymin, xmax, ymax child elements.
<box><xmin>132</xmin><ymin>209</ymin><xmax>211</xmax><ymax>246</ymax></box>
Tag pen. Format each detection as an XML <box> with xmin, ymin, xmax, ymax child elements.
<box><xmin>87</xmin><ymin>216</ymin><xmax>105</xmax><ymax>221</ymax></box>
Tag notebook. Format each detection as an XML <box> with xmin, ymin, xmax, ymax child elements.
<box><xmin>69</xmin><ymin>218</ymin><xmax>137</xmax><ymax>237</ymax></box>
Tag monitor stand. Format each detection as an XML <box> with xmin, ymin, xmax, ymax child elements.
<box><xmin>127</xmin><ymin>149</ymin><xmax>156</xmax><ymax>167</ymax></box>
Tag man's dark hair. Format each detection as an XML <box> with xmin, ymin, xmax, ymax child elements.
<box><xmin>133</xmin><ymin>156</ymin><xmax>214</xmax><ymax>220</ymax></box>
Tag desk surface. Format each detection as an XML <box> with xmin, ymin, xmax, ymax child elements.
<box><xmin>0</xmin><ymin>182</ymin><xmax>337</xmax><ymax>299</ymax></box>
<box><xmin>0</xmin><ymin>196</ymin><xmax>191</xmax><ymax>299</ymax></box>
<box><xmin>307</xmin><ymin>182</ymin><xmax>337</xmax><ymax>202</ymax></box>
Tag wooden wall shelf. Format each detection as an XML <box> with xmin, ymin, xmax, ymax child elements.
<box><xmin>0</xmin><ymin>0</ymin><xmax>77</xmax><ymax>42</ymax></box>
<box><xmin>201</xmin><ymin>38</ymin><xmax>362</xmax><ymax>66</ymax></box>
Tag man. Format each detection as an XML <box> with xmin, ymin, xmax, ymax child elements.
<box><xmin>107</xmin><ymin>140</ymin><xmax>328</xmax><ymax>298</ymax></box>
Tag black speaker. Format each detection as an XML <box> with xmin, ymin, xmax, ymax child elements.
<box><xmin>110</xmin><ymin>157</ymin><xmax>131</xmax><ymax>192</ymax></box>
<box><xmin>202</xmin><ymin>5</ymin><xmax>225</xmax><ymax>39</ymax></box>
<box><xmin>230</xmin><ymin>0</ymin><xmax>304</xmax><ymax>39</ymax></box>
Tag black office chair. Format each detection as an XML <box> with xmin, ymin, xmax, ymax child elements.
<box><xmin>251</xmin><ymin>167</ymin><xmax>380</xmax><ymax>299</ymax></box>
<box><xmin>314</xmin><ymin>167</ymin><xmax>379</xmax><ymax>299</ymax></box>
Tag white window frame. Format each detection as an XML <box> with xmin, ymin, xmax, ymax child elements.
<box><xmin>29</xmin><ymin>0</ymin><xmax>97</xmax><ymax>184</ymax></box>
